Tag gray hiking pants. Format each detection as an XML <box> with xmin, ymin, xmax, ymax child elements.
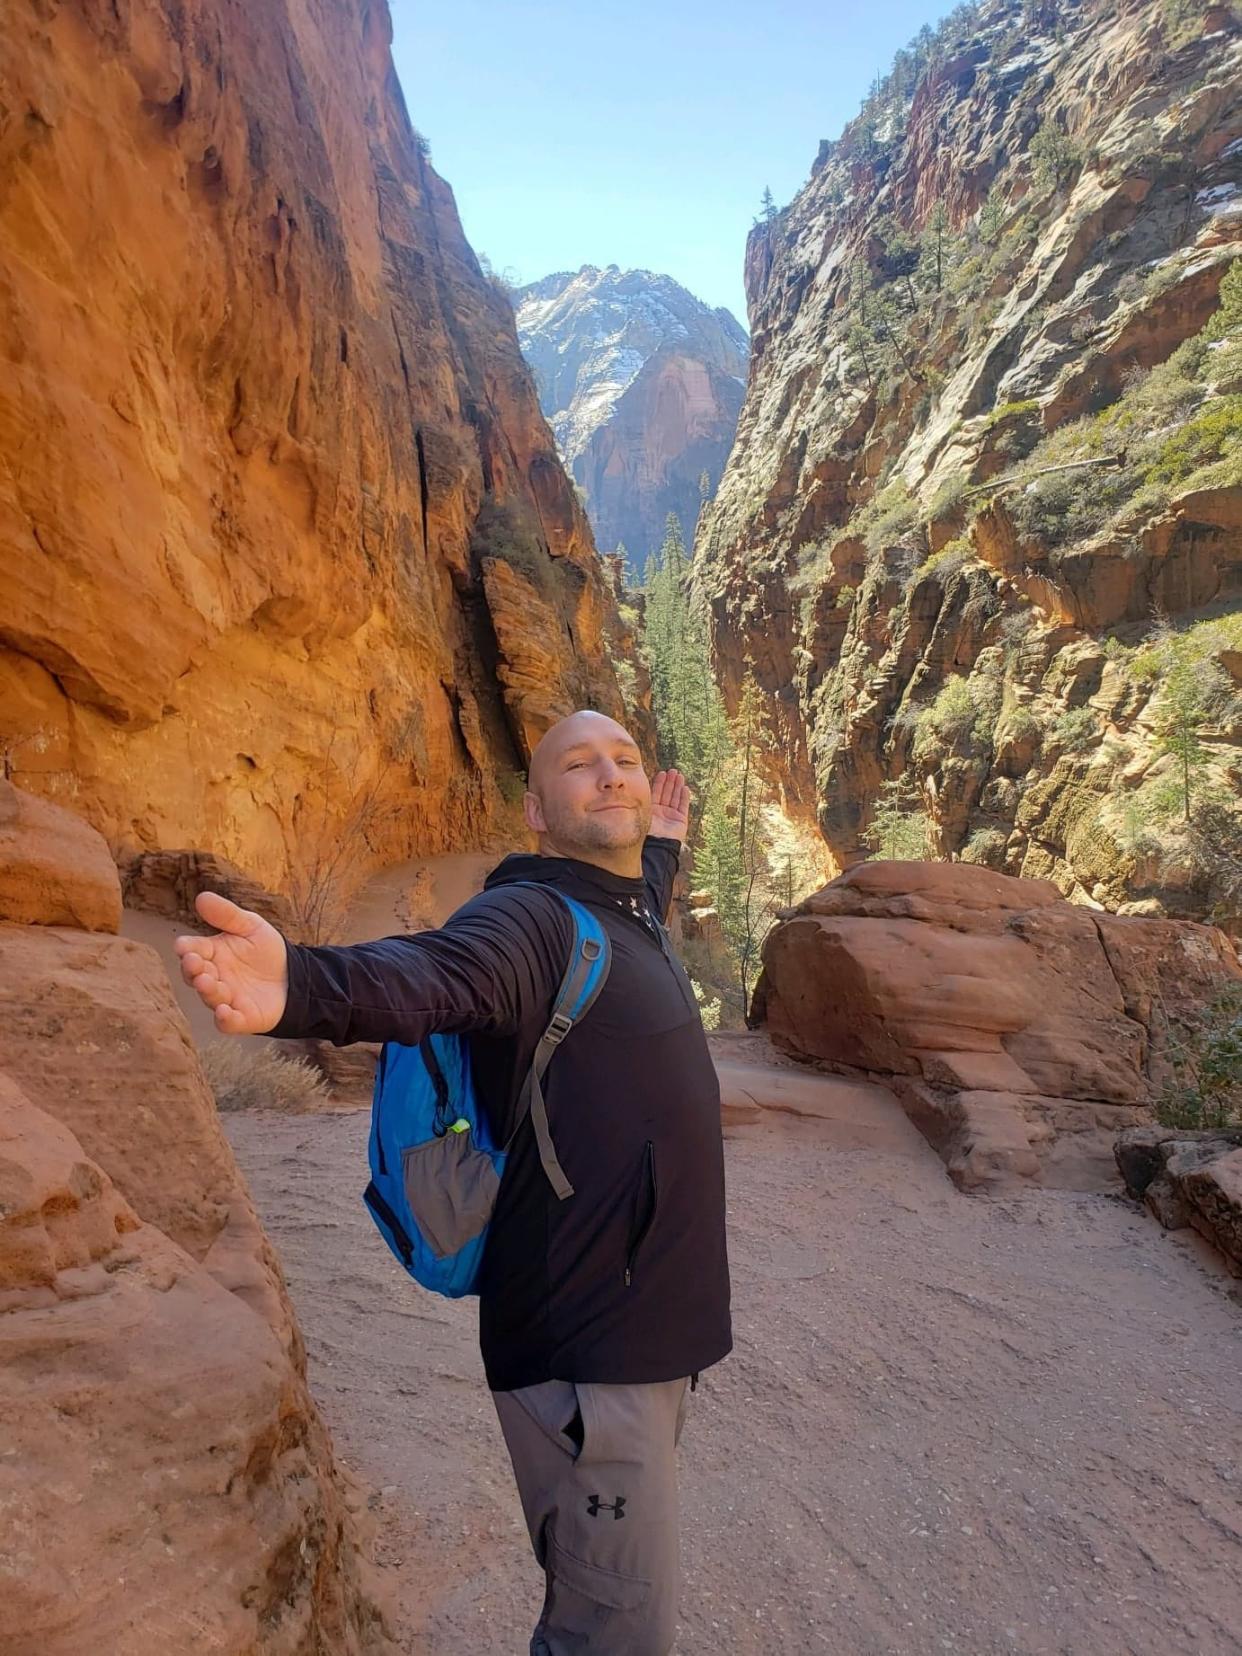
<box><xmin>491</xmin><ymin>1376</ymin><xmax>692</xmax><ymax>1655</ymax></box>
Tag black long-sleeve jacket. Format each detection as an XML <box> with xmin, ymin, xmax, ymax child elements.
<box><xmin>268</xmin><ymin>836</ymin><xmax>732</xmax><ymax>1392</ymax></box>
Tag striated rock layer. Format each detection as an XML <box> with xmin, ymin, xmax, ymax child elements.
<box><xmin>696</xmin><ymin>0</ymin><xmax>1241</xmax><ymax>922</ymax></box>
<box><xmin>0</xmin><ymin>0</ymin><xmax>641</xmax><ymax>900</ymax></box>
<box><xmin>0</xmin><ymin>784</ymin><xmax>392</xmax><ymax>1653</ymax></box>
<box><xmin>517</xmin><ymin>265</ymin><xmax>749</xmax><ymax>570</ymax></box>
<box><xmin>753</xmin><ymin>860</ymin><xmax>1241</xmax><ymax>1191</ymax></box>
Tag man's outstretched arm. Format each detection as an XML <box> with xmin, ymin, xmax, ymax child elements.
<box><xmin>175</xmin><ymin>886</ymin><xmax>570</xmax><ymax>1046</ymax></box>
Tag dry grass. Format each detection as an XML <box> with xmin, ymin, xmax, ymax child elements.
<box><xmin>201</xmin><ymin>1040</ymin><xmax>330</xmax><ymax>1113</ymax></box>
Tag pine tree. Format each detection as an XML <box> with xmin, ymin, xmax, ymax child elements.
<box><xmin>692</xmin><ymin>670</ymin><xmax>779</xmax><ymax>1004</ymax></box>
<box><xmin>1128</xmin><ymin>623</ymin><xmax>1234</xmax><ymax>827</ymax></box>
<box><xmin>848</xmin><ymin>320</ymin><xmax>876</xmax><ymax>391</ymax></box>
<box><xmin>1151</xmin><ymin>653</ymin><xmax>1216</xmax><ymax>823</ymax></box>
<box><xmin>860</xmin><ymin>780</ymin><xmax>931</xmax><ymax>858</ymax></box>
<box><xmin>760</xmin><ymin>186</ymin><xmax>778</xmax><ymax>222</ymax></box>
<box><xmin>977</xmin><ymin>184</ymin><xmax>1006</xmax><ymax>244</ymax></box>
<box><xmin>639</xmin><ymin>514</ymin><xmax>729</xmax><ymax>787</ymax></box>
<box><xmin>921</xmin><ymin>201</ymin><xmax>952</xmax><ymax>292</ymax></box>
<box><xmin>1030</xmin><ymin>118</ymin><xmax>1081</xmax><ymax>190</ymax></box>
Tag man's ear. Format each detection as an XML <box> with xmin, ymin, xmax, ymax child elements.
<box><xmin>523</xmin><ymin>791</ymin><xmax>546</xmax><ymax>833</ymax></box>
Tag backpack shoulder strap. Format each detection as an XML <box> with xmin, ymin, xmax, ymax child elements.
<box><xmin>505</xmin><ymin>884</ymin><xmax>612</xmax><ymax>1200</ymax></box>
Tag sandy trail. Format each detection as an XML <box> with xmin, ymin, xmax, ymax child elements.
<box><xmin>223</xmin><ymin>1060</ymin><xmax>1242</xmax><ymax>1656</ymax></box>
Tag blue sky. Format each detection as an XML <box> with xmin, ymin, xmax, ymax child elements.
<box><xmin>388</xmin><ymin>0</ymin><xmax>953</xmax><ymax>325</ymax></box>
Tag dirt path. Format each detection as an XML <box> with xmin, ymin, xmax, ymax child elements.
<box><xmin>223</xmin><ymin>1059</ymin><xmax>1242</xmax><ymax>1656</ymax></box>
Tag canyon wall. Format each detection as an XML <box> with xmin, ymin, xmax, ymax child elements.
<box><xmin>0</xmin><ymin>0</ymin><xmax>641</xmax><ymax>904</ymax></box>
<box><xmin>0</xmin><ymin>782</ymin><xmax>393</xmax><ymax>1653</ymax></box>
<box><xmin>696</xmin><ymin>0</ymin><xmax>1241</xmax><ymax>927</ymax></box>
<box><xmin>517</xmin><ymin>265</ymin><xmax>748</xmax><ymax>572</ymax></box>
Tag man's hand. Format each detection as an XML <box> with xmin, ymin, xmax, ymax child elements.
<box><xmin>173</xmin><ymin>891</ymin><xmax>290</xmax><ymax>1035</ymax></box>
<box><xmin>650</xmin><ymin>768</ymin><xmax>692</xmax><ymax>845</ymax></box>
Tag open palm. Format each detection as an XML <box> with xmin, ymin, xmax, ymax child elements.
<box><xmin>173</xmin><ymin>891</ymin><xmax>290</xmax><ymax>1035</ymax></box>
<box><xmin>650</xmin><ymin>768</ymin><xmax>692</xmax><ymax>843</ymax></box>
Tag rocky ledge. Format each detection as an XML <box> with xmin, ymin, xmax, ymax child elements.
<box><xmin>1116</xmin><ymin>1125</ymin><xmax>1242</xmax><ymax>1275</ymax></box>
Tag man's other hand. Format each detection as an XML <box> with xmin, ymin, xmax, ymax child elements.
<box><xmin>173</xmin><ymin>891</ymin><xmax>290</xmax><ymax>1035</ymax></box>
<box><xmin>650</xmin><ymin>768</ymin><xmax>692</xmax><ymax>844</ymax></box>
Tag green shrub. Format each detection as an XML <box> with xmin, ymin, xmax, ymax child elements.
<box><xmin>861</xmin><ymin>480</ymin><xmax>921</xmax><ymax>555</ymax></box>
<box><xmin>1002</xmin><ymin>265</ymin><xmax>1242</xmax><ymax>548</ymax></box>
<box><xmin>1008</xmin><ymin>465</ymin><xmax>1114</xmax><ymax>547</ymax></box>
<box><xmin>1142</xmin><ymin>396</ymin><xmax>1242</xmax><ymax>488</ymax></box>
<box><xmin>917</xmin><ymin>676</ymin><xmax>977</xmax><ymax>744</ymax></box>
<box><xmin>1202</xmin><ymin>258</ymin><xmax>1242</xmax><ymax>343</ymax></box>
<box><xmin>983</xmin><ymin>398</ymin><xmax>1040</xmax><ymax>430</ymax></box>
<box><xmin>690</xmin><ymin>978</ymin><xmax>723</xmax><ymax>1031</ymax></box>
<box><xmin>998</xmin><ymin>704</ymin><xmax>1042</xmax><ymax>748</ymax></box>
<box><xmin>959</xmin><ymin>827</ymin><xmax>1008</xmax><ymax>868</ymax></box>
<box><xmin>1154</xmin><ymin>984</ymin><xmax>1242</xmax><ymax>1130</ymax></box>
<box><xmin>1050</xmin><ymin>706</ymin><xmax>1100</xmax><ymax>753</ymax></box>
<box><xmin>914</xmin><ymin>537</ymin><xmax>973</xmax><ymax>581</ymax></box>
<box><xmin>792</xmin><ymin>539</ymin><xmax>832</xmax><ymax>591</ymax></box>
<box><xmin>929</xmin><ymin>474</ymin><xmax>969</xmax><ymax>521</ymax></box>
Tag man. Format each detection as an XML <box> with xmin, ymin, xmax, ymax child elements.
<box><xmin>174</xmin><ymin>709</ymin><xmax>732</xmax><ymax>1654</ymax></box>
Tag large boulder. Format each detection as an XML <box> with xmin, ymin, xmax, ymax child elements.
<box><xmin>0</xmin><ymin>1075</ymin><xmax>391</xmax><ymax>1653</ymax></box>
<box><xmin>752</xmin><ymin>860</ymin><xmax>1241</xmax><ymax>1191</ymax></box>
<box><xmin>0</xmin><ymin>787</ymin><xmax>393</xmax><ymax>1651</ymax></box>
<box><xmin>0</xmin><ymin>920</ymin><xmax>287</xmax><ymax>1293</ymax></box>
<box><xmin>0</xmin><ymin>779</ymin><xmax>121</xmax><ymax>932</ymax></box>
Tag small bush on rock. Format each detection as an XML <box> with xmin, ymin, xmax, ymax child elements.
<box><xmin>1050</xmin><ymin>706</ymin><xmax>1101</xmax><ymax>753</ymax></box>
<box><xmin>959</xmin><ymin>828</ymin><xmax>1009</xmax><ymax>868</ymax></box>
<box><xmin>918</xmin><ymin>676</ymin><xmax>977</xmax><ymax>744</ymax></box>
<box><xmin>1154</xmin><ymin>984</ymin><xmax>1242</xmax><ymax>1130</ymax></box>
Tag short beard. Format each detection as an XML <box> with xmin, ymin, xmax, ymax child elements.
<box><xmin>539</xmin><ymin>798</ymin><xmax>650</xmax><ymax>855</ymax></box>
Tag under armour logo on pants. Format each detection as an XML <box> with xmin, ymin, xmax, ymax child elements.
<box><xmin>586</xmin><ymin>1494</ymin><xmax>626</xmax><ymax>1519</ymax></box>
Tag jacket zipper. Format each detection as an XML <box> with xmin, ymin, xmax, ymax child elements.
<box><xmin>624</xmin><ymin>1139</ymin><xmax>657</xmax><ymax>1286</ymax></box>
<box><xmin>363</xmin><ymin>1180</ymin><xmax>414</xmax><ymax>1266</ymax></box>
<box><xmin>650</xmin><ymin>914</ymin><xmax>699</xmax><ymax>1015</ymax></box>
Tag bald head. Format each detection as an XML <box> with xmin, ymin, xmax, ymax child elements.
<box><xmin>523</xmin><ymin>709</ymin><xmax>652</xmax><ymax>871</ymax></box>
<box><xmin>528</xmin><ymin>711</ymin><xmax>638</xmax><ymax>796</ymax></box>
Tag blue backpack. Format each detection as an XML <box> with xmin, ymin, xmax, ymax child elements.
<box><xmin>362</xmin><ymin>886</ymin><xmax>612</xmax><ymax>1297</ymax></box>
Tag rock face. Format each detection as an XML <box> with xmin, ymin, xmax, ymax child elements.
<box><xmin>696</xmin><ymin>0</ymin><xmax>1242</xmax><ymax>923</ymax></box>
<box><xmin>0</xmin><ymin>0</ymin><xmax>641</xmax><ymax>902</ymax></box>
<box><xmin>0</xmin><ymin>785</ymin><xmax>391</xmax><ymax>1653</ymax></box>
<box><xmin>752</xmin><ymin>860</ymin><xmax>1242</xmax><ymax>1191</ymax></box>
<box><xmin>516</xmin><ymin>266</ymin><xmax>749</xmax><ymax>570</ymax></box>
<box><xmin>0</xmin><ymin>779</ymin><xmax>122</xmax><ymax>932</ymax></box>
<box><xmin>1116</xmin><ymin>1125</ymin><xmax>1242</xmax><ymax>1274</ymax></box>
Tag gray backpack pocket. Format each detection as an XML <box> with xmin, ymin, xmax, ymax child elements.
<box><xmin>401</xmin><ymin>1131</ymin><xmax>501</xmax><ymax>1259</ymax></box>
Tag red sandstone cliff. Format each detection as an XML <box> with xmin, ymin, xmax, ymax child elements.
<box><xmin>696</xmin><ymin>0</ymin><xmax>1241</xmax><ymax>925</ymax></box>
<box><xmin>0</xmin><ymin>0</ymin><xmax>644</xmax><ymax>904</ymax></box>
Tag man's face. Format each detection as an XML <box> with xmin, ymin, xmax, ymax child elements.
<box><xmin>525</xmin><ymin>718</ymin><xmax>653</xmax><ymax>855</ymax></box>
